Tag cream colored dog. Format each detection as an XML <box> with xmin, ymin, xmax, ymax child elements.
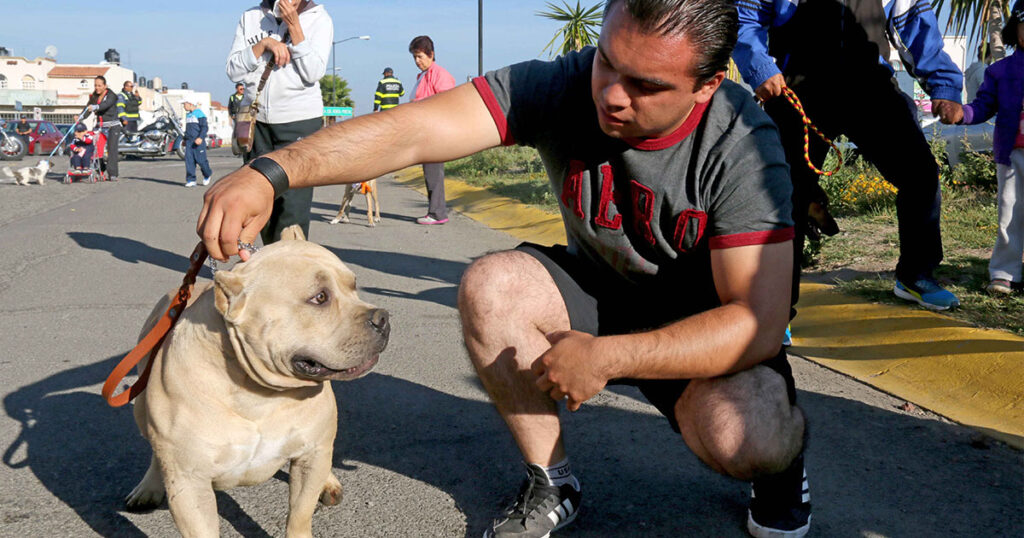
<box><xmin>330</xmin><ymin>178</ymin><xmax>380</xmax><ymax>227</ymax></box>
<box><xmin>124</xmin><ymin>227</ymin><xmax>390</xmax><ymax>538</ymax></box>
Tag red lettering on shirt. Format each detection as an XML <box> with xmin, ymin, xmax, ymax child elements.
<box><xmin>673</xmin><ymin>209</ymin><xmax>708</xmax><ymax>253</ymax></box>
<box><xmin>595</xmin><ymin>164</ymin><xmax>622</xmax><ymax>230</ymax></box>
<box><xmin>630</xmin><ymin>180</ymin><xmax>656</xmax><ymax>246</ymax></box>
<box><xmin>560</xmin><ymin>160</ymin><xmax>585</xmax><ymax>219</ymax></box>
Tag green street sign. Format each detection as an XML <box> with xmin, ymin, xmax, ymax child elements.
<box><xmin>324</xmin><ymin>106</ymin><xmax>353</xmax><ymax>117</ymax></box>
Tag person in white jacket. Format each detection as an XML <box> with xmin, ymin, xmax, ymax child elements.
<box><xmin>226</xmin><ymin>0</ymin><xmax>332</xmax><ymax>243</ymax></box>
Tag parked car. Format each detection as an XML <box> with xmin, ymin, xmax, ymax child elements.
<box><xmin>54</xmin><ymin>123</ymin><xmax>77</xmax><ymax>155</ymax></box>
<box><xmin>2</xmin><ymin>119</ymin><xmax>64</xmax><ymax>156</ymax></box>
<box><xmin>207</xmin><ymin>134</ymin><xmax>223</xmax><ymax>149</ymax></box>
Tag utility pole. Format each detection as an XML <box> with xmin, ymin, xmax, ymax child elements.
<box><xmin>331</xmin><ymin>36</ymin><xmax>371</xmax><ymax>105</ymax></box>
<box><xmin>478</xmin><ymin>0</ymin><xmax>483</xmax><ymax>76</ymax></box>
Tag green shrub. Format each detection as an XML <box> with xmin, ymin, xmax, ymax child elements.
<box><xmin>447</xmin><ymin>146</ymin><xmax>545</xmax><ymax>177</ymax></box>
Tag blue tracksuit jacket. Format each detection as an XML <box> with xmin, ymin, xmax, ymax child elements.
<box><xmin>734</xmin><ymin>0</ymin><xmax>963</xmax><ymax>102</ymax></box>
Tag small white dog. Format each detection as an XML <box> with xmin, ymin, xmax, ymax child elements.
<box><xmin>2</xmin><ymin>160</ymin><xmax>54</xmax><ymax>186</ymax></box>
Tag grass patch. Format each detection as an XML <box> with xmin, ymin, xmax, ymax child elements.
<box><xmin>447</xmin><ymin>146</ymin><xmax>560</xmax><ymax>213</ymax></box>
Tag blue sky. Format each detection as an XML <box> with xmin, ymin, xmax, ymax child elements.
<box><xmin>0</xmin><ymin>0</ymin><xmax>575</xmax><ymax>116</ymax></box>
<box><xmin>1</xmin><ymin>1</ymin><xmax>973</xmax><ymax>116</ymax></box>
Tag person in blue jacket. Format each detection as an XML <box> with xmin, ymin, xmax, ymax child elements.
<box><xmin>183</xmin><ymin>100</ymin><xmax>213</xmax><ymax>188</ymax></box>
<box><xmin>733</xmin><ymin>0</ymin><xmax>965</xmax><ymax>312</ymax></box>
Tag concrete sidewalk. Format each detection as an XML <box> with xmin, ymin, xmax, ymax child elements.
<box><xmin>397</xmin><ymin>167</ymin><xmax>1024</xmax><ymax>450</ymax></box>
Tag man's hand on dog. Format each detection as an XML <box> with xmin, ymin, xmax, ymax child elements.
<box><xmin>533</xmin><ymin>331</ymin><xmax>612</xmax><ymax>411</ymax></box>
<box><xmin>197</xmin><ymin>167</ymin><xmax>274</xmax><ymax>261</ymax></box>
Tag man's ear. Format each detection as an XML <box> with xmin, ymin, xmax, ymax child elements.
<box><xmin>694</xmin><ymin>71</ymin><xmax>726</xmax><ymax>104</ymax></box>
<box><xmin>214</xmin><ymin>271</ymin><xmax>247</xmax><ymax>322</ymax></box>
<box><xmin>279</xmin><ymin>224</ymin><xmax>306</xmax><ymax>241</ymax></box>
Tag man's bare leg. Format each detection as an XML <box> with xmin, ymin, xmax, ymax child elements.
<box><xmin>675</xmin><ymin>364</ymin><xmax>804</xmax><ymax>480</ymax></box>
<box><xmin>458</xmin><ymin>250</ymin><xmax>571</xmax><ymax>465</ymax></box>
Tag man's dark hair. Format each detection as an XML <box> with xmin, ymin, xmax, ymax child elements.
<box><xmin>95</xmin><ymin>75</ymin><xmax>107</xmax><ymax>84</ymax></box>
<box><xmin>604</xmin><ymin>0</ymin><xmax>738</xmax><ymax>87</ymax></box>
<box><xmin>235</xmin><ymin>82</ymin><xmax>244</xmax><ymax>89</ymax></box>
<box><xmin>1001</xmin><ymin>13</ymin><xmax>1021</xmax><ymax>50</ymax></box>
<box><xmin>123</xmin><ymin>80</ymin><xmax>133</xmax><ymax>89</ymax></box>
<box><xmin>409</xmin><ymin>35</ymin><xmax>435</xmax><ymax>58</ymax></box>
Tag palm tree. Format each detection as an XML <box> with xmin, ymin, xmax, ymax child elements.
<box><xmin>536</xmin><ymin>1</ymin><xmax>604</xmax><ymax>58</ymax></box>
<box><xmin>933</xmin><ymin>0</ymin><xmax>1010</xmax><ymax>59</ymax></box>
<box><xmin>319</xmin><ymin>75</ymin><xmax>354</xmax><ymax>108</ymax></box>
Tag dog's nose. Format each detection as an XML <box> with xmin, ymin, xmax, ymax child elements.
<box><xmin>368</xmin><ymin>308</ymin><xmax>390</xmax><ymax>337</ymax></box>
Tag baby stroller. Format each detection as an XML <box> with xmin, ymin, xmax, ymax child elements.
<box><xmin>63</xmin><ymin>129</ymin><xmax>108</xmax><ymax>184</ymax></box>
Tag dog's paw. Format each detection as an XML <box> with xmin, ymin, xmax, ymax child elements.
<box><xmin>329</xmin><ymin>218</ymin><xmax>340</xmax><ymax>225</ymax></box>
<box><xmin>374</xmin><ymin>216</ymin><xmax>381</xmax><ymax>223</ymax></box>
<box><xmin>319</xmin><ymin>474</ymin><xmax>343</xmax><ymax>506</ymax></box>
<box><xmin>124</xmin><ymin>483</ymin><xmax>166</xmax><ymax>512</ymax></box>
<box><xmin>368</xmin><ymin>221</ymin><xmax>376</xmax><ymax>228</ymax></box>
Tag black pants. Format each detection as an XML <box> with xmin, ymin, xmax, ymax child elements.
<box><xmin>764</xmin><ymin>77</ymin><xmax>943</xmax><ymax>316</ymax></box>
<box><xmin>100</xmin><ymin>124</ymin><xmax>121</xmax><ymax>178</ymax></box>
<box><xmin>246</xmin><ymin>117</ymin><xmax>322</xmax><ymax>244</ymax></box>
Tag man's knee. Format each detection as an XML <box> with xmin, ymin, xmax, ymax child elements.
<box><xmin>458</xmin><ymin>250</ymin><xmax>542</xmax><ymax>321</ymax></box>
<box><xmin>676</xmin><ymin>366</ymin><xmax>804</xmax><ymax>480</ymax></box>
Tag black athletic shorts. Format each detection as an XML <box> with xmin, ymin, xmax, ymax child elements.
<box><xmin>517</xmin><ymin>243</ymin><xmax>797</xmax><ymax>433</ymax></box>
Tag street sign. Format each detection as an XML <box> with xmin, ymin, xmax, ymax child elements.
<box><xmin>323</xmin><ymin>106</ymin><xmax>353</xmax><ymax>118</ymax></box>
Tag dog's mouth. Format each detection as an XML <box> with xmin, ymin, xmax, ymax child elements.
<box><xmin>291</xmin><ymin>354</ymin><xmax>379</xmax><ymax>381</ymax></box>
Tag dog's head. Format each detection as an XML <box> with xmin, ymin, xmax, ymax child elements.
<box><xmin>212</xmin><ymin>227</ymin><xmax>389</xmax><ymax>390</ymax></box>
<box><xmin>37</xmin><ymin>160</ymin><xmax>53</xmax><ymax>173</ymax></box>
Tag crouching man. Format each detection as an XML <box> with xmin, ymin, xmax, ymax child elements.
<box><xmin>196</xmin><ymin>1</ymin><xmax>810</xmax><ymax>536</ymax></box>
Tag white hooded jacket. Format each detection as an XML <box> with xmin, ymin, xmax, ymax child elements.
<box><xmin>226</xmin><ymin>3</ymin><xmax>332</xmax><ymax>124</ymax></box>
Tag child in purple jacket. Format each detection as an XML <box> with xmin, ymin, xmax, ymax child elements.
<box><xmin>947</xmin><ymin>1</ymin><xmax>1024</xmax><ymax>295</ymax></box>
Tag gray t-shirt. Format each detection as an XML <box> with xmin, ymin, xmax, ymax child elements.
<box><xmin>472</xmin><ymin>47</ymin><xmax>793</xmax><ymax>308</ymax></box>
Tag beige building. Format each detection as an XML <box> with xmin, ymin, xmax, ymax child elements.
<box><xmin>0</xmin><ymin>54</ymin><xmax>135</xmax><ymax>123</ymax></box>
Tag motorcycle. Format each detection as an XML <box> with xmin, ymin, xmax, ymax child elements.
<box><xmin>118</xmin><ymin>103</ymin><xmax>186</xmax><ymax>160</ymax></box>
<box><xmin>0</xmin><ymin>120</ymin><xmax>29</xmax><ymax>161</ymax></box>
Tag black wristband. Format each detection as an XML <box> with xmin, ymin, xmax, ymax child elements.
<box><xmin>248</xmin><ymin>156</ymin><xmax>289</xmax><ymax>198</ymax></box>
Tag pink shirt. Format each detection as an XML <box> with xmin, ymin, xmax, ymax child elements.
<box><xmin>413</xmin><ymin>62</ymin><xmax>456</xmax><ymax>102</ymax></box>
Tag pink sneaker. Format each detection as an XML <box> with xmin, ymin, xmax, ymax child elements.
<box><xmin>416</xmin><ymin>215</ymin><xmax>449</xmax><ymax>225</ymax></box>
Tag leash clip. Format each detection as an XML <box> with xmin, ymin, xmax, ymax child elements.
<box><xmin>208</xmin><ymin>240</ymin><xmax>261</xmax><ymax>274</ymax></box>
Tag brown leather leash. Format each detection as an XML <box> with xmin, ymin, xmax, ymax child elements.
<box><xmin>102</xmin><ymin>243</ymin><xmax>208</xmax><ymax>407</ymax></box>
<box><xmin>780</xmin><ymin>85</ymin><xmax>844</xmax><ymax>177</ymax></box>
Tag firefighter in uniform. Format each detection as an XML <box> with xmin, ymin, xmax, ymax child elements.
<box><xmin>228</xmin><ymin>82</ymin><xmax>246</xmax><ymax>121</ymax></box>
<box><xmin>117</xmin><ymin>81</ymin><xmax>143</xmax><ymax>132</ymax></box>
<box><xmin>373</xmin><ymin>67</ymin><xmax>404</xmax><ymax>111</ymax></box>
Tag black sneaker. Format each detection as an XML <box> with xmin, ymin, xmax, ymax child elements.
<box><xmin>747</xmin><ymin>454</ymin><xmax>811</xmax><ymax>538</ymax></box>
<box><xmin>484</xmin><ymin>463</ymin><xmax>581</xmax><ymax>538</ymax></box>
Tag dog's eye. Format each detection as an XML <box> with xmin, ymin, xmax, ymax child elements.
<box><xmin>308</xmin><ymin>290</ymin><xmax>329</xmax><ymax>306</ymax></box>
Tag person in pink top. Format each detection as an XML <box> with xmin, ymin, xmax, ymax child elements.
<box><xmin>410</xmin><ymin>35</ymin><xmax>457</xmax><ymax>225</ymax></box>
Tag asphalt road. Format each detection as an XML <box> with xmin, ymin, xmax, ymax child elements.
<box><xmin>0</xmin><ymin>149</ymin><xmax>1020</xmax><ymax>537</ymax></box>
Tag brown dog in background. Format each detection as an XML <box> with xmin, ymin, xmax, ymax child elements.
<box><xmin>330</xmin><ymin>179</ymin><xmax>380</xmax><ymax>227</ymax></box>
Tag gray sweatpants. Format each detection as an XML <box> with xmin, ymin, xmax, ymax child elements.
<box><xmin>990</xmin><ymin>148</ymin><xmax>1024</xmax><ymax>282</ymax></box>
<box><xmin>423</xmin><ymin>162</ymin><xmax>448</xmax><ymax>220</ymax></box>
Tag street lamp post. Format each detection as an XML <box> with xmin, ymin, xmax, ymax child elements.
<box><xmin>331</xmin><ymin>35</ymin><xmax>370</xmax><ymax>106</ymax></box>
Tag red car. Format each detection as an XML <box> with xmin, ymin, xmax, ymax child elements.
<box><xmin>207</xmin><ymin>134</ymin><xmax>223</xmax><ymax>149</ymax></box>
<box><xmin>2</xmin><ymin>120</ymin><xmax>64</xmax><ymax>156</ymax></box>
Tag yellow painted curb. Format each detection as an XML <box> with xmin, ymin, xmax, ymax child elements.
<box><xmin>391</xmin><ymin>167</ymin><xmax>1024</xmax><ymax>449</ymax></box>
<box><xmin>392</xmin><ymin>167</ymin><xmax>567</xmax><ymax>246</ymax></box>
<box><xmin>790</xmin><ymin>283</ymin><xmax>1024</xmax><ymax>449</ymax></box>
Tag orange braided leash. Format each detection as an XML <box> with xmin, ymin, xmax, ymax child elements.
<box><xmin>781</xmin><ymin>86</ymin><xmax>843</xmax><ymax>177</ymax></box>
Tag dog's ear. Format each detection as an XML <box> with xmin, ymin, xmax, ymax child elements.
<box><xmin>279</xmin><ymin>224</ymin><xmax>306</xmax><ymax>241</ymax></box>
<box><xmin>214</xmin><ymin>271</ymin><xmax>248</xmax><ymax>322</ymax></box>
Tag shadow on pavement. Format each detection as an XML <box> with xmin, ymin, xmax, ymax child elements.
<box><xmin>4</xmin><ymin>362</ymin><xmax>1020</xmax><ymax>537</ymax></box>
<box><xmin>67</xmin><ymin>232</ymin><xmax>213</xmax><ymax>280</ymax></box>
<box><xmin>1</xmin><ymin>356</ymin><xmax>268</xmax><ymax>536</ymax></box>
<box><xmin>326</xmin><ymin>246</ymin><xmax>468</xmax><ymax>287</ymax></box>
<box><xmin>125</xmin><ymin>175</ymin><xmax>184</xmax><ymax>187</ymax></box>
